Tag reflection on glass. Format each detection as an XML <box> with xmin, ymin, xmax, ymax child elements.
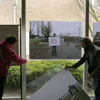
<box><xmin>26</xmin><ymin>0</ymin><xmax>84</xmax><ymax>98</ymax></box>
<box><xmin>87</xmin><ymin>80</ymin><xmax>94</xmax><ymax>96</ymax></box>
<box><xmin>3</xmin><ymin>66</ymin><xmax>21</xmax><ymax>99</ymax></box>
<box><xmin>26</xmin><ymin>60</ymin><xmax>83</xmax><ymax>97</ymax></box>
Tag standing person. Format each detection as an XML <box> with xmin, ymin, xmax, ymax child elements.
<box><xmin>0</xmin><ymin>36</ymin><xmax>27</xmax><ymax>100</ymax></box>
<box><xmin>65</xmin><ymin>37</ymin><xmax>100</xmax><ymax>100</ymax></box>
<box><xmin>52</xmin><ymin>33</ymin><xmax>57</xmax><ymax>56</ymax></box>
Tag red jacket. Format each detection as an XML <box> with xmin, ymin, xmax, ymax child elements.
<box><xmin>0</xmin><ymin>41</ymin><xmax>27</xmax><ymax>78</ymax></box>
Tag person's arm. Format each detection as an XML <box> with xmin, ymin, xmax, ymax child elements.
<box><xmin>71</xmin><ymin>53</ymin><xmax>87</xmax><ymax>68</ymax></box>
<box><xmin>65</xmin><ymin>53</ymin><xmax>87</xmax><ymax>69</ymax></box>
<box><xmin>90</xmin><ymin>50</ymin><xmax>100</xmax><ymax>77</ymax></box>
<box><xmin>10</xmin><ymin>50</ymin><xmax>27</xmax><ymax>64</ymax></box>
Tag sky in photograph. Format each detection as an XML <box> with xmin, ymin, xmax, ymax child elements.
<box><xmin>30</xmin><ymin>21</ymin><xmax>82</xmax><ymax>37</ymax></box>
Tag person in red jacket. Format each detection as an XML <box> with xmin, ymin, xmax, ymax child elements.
<box><xmin>0</xmin><ymin>36</ymin><xmax>27</xmax><ymax>100</ymax></box>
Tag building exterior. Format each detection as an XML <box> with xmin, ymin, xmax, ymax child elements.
<box><xmin>0</xmin><ymin>0</ymin><xmax>83</xmax><ymax>29</ymax></box>
<box><xmin>0</xmin><ymin>0</ymin><xmax>85</xmax><ymax>57</ymax></box>
<box><xmin>0</xmin><ymin>0</ymin><xmax>97</xmax><ymax>99</ymax></box>
<box><xmin>0</xmin><ymin>0</ymin><xmax>97</xmax><ymax>56</ymax></box>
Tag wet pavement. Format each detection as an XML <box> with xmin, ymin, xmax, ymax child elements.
<box><xmin>30</xmin><ymin>41</ymin><xmax>81</xmax><ymax>59</ymax></box>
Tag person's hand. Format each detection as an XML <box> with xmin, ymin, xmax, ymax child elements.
<box><xmin>87</xmin><ymin>74</ymin><xmax>92</xmax><ymax>81</ymax></box>
<box><xmin>65</xmin><ymin>65</ymin><xmax>71</xmax><ymax>70</ymax></box>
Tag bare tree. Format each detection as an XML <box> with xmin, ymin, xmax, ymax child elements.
<box><xmin>44</xmin><ymin>22</ymin><xmax>52</xmax><ymax>40</ymax></box>
<box><xmin>41</xmin><ymin>21</ymin><xmax>52</xmax><ymax>41</ymax></box>
<box><xmin>29</xmin><ymin>21</ymin><xmax>32</xmax><ymax>36</ymax></box>
<box><xmin>36</xmin><ymin>21</ymin><xmax>41</xmax><ymax>39</ymax></box>
<box><xmin>41</xmin><ymin>21</ymin><xmax>45</xmax><ymax>38</ymax></box>
<box><xmin>29</xmin><ymin>21</ymin><xmax>36</xmax><ymax>38</ymax></box>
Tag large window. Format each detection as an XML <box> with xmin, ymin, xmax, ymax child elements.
<box><xmin>0</xmin><ymin>0</ymin><xmax>22</xmax><ymax>99</ymax></box>
<box><xmin>3</xmin><ymin>66</ymin><xmax>21</xmax><ymax>99</ymax></box>
<box><xmin>26</xmin><ymin>0</ymin><xmax>85</xmax><ymax>98</ymax></box>
<box><xmin>0</xmin><ymin>0</ymin><xmax>98</xmax><ymax>99</ymax></box>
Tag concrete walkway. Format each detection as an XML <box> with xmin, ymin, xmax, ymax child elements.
<box><xmin>30</xmin><ymin>41</ymin><xmax>81</xmax><ymax>59</ymax></box>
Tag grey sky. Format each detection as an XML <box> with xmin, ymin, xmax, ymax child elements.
<box><xmin>51</xmin><ymin>21</ymin><xmax>82</xmax><ymax>36</ymax></box>
<box><xmin>30</xmin><ymin>21</ymin><xmax>82</xmax><ymax>37</ymax></box>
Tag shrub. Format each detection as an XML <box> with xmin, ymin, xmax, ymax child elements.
<box><xmin>8</xmin><ymin>60</ymin><xmax>83</xmax><ymax>87</ymax></box>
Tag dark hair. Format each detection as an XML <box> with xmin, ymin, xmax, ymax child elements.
<box><xmin>53</xmin><ymin>33</ymin><xmax>56</xmax><ymax>36</ymax></box>
<box><xmin>80</xmin><ymin>37</ymin><xmax>93</xmax><ymax>49</ymax></box>
<box><xmin>5</xmin><ymin>36</ymin><xmax>17</xmax><ymax>44</ymax></box>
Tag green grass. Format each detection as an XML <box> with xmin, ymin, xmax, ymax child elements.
<box><xmin>30</xmin><ymin>39</ymin><xmax>41</xmax><ymax>43</ymax></box>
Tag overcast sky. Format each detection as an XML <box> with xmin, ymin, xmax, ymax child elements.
<box><xmin>30</xmin><ymin>21</ymin><xmax>82</xmax><ymax>37</ymax></box>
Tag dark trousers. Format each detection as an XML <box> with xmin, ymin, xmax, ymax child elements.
<box><xmin>0</xmin><ymin>77</ymin><xmax>5</xmax><ymax>100</ymax></box>
<box><xmin>52</xmin><ymin>46</ymin><xmax>57</xmax><ymax>56</ymax></box>
<box><xmin>93</xmin><ymin>75</ymin><xmax>100</xmax><ymax>100</ymax></box>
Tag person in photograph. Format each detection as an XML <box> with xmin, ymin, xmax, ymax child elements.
<box><xmin>0</xmin><ymin>36</ymin><xmax>27</xmax><ymax>100</ymax></box>
<box><xmin>65</xmin><ymin>37</ymin><xmax>100</xmax><ymax>100</ymax></box>
<box><xmin>67</xmin><ymin>41</ymin><xmax>69</xmax><ymax>46</ymax></box>
<box><xmin>52</xmin><ymin>33</ymin><xmax>57</xmax><ymax>56</ymax></box>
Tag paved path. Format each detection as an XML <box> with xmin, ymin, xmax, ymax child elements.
<box><xmin>30</xmin><ymin>41</ymin><xmax>81</xmax><ymax>59</ymax></box>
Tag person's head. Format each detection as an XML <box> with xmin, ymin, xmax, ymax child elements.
<box><xmin>5</xmin><ymin>36</ymin><xmax>17</xmax><ymax>45</ymax></box>
<box><xmin>53</xmin><ymin>33</ymin><xmax>56</xmax><ymax>36</ymax></box>
<box><xmin>80</xmin><ymin>37</ymin><xmax>93</xmax><ymax>49</ymax></box>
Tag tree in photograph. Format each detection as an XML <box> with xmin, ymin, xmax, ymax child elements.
<box><xmin>45</xmin><ymin>22</ymin><xmax>52</xmax><ymax>40</ymax></box>
<box><xmin>41</xmin><ymin>21</ymin><xmax>45</xmax><ymax>38</ymax></box>
<box><xmin>41</xmin><ymin>21</ymin><xmax>52</xmax><ymax>41</ymax></box>
<box><xmin>29</xmin><ymin>21</ymin><xmax>35</xmax><ymax>38</ymax></box>
<box><xmin>36</xmin><ymin>21</ymin><xmax>41</xmax><ymax>38</ymax></box>
<box><xmin>29</xmin><ymin>21</ymin><xmax>32</xmax><ymax>36</ymax></box>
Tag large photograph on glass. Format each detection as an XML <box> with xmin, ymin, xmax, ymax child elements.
<box><xmin>93</xmin><ymin>23</ymin><xmax>100</xmax><ymax>47</ymax></box>
<box><xmin>29</xmin><ymin>21</ymin><xmax>82</xmax><ymax>59</ymax></box>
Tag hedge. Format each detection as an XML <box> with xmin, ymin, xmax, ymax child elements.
<box><xmin>8</xmin><ymin>60</ymin><xmax>83</xmax><ymax>87</ymax></box>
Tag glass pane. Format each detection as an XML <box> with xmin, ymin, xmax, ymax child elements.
<box><xmin>26</xmin><ymin>0</ymin><xmax>84</xmax><ymax>98</ymax></box>
<box><xmin>0</xmin><ymin>0</ymin><xmax>21</xmax><ymax>99</ymax></box>
<box><xmin>87</xmin><ymin>80</ymin><xmax>94</xmax><ymax>96</ymax></box>
<box><xmin>3</xmin><ymin>66</ymin><xmax>21</xmax><ymax>100</ymax></box>
<box><xmin>88</xmin><ymin>0</ymin><xmax>100</xmax><ymax>96</ymax></box>
<box><xmin>26</xmin><ymin>60</ymin><xmax>83</xmax><ymax>97</ymax></box>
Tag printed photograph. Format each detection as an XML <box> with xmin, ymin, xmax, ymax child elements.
<box><xmin>29</xmin><ymin>21</ymin><xmax>82</xmax><ymax>59</ymax></box>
